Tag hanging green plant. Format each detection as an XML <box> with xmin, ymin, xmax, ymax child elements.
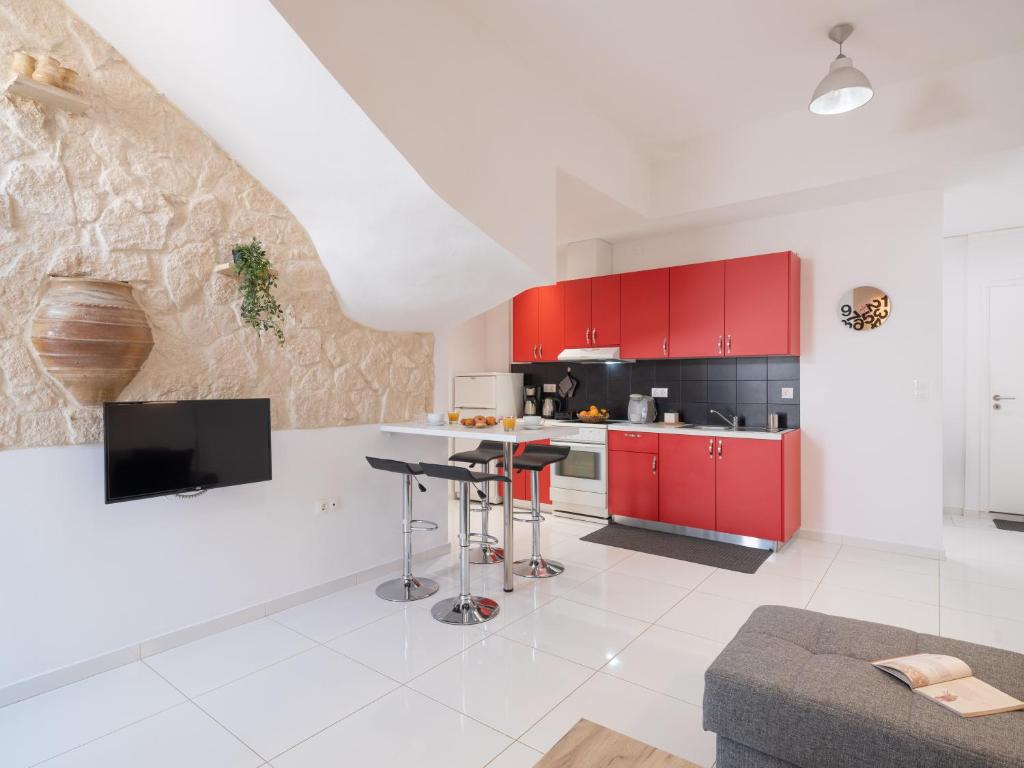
<box><xmin>231</xmin><ymin>238</ymin><xmax>285</xmax><ymax>345</ymax></box>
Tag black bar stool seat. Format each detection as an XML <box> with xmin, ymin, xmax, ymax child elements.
<box><xmin>499</xmin><ymin>443</ymin><xmax>570</xmax><ymax>579</ymax></box>
<box><xmin>449</xmin><ymin>440</ymin><xmax>507</xmax><ymax>565</ymax></box>
<box><xmin>419</xmin><ymin>462</ymin><xmax>510</xmax><ymax>626</ymax></box>
<box><xmin>365</xmin><ymin>456</ymin><xmax>439</xmax><ymax>602</ymax></box>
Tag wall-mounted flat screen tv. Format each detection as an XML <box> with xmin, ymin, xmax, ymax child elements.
<box><xmin>104</xmin><ymin>399</ymin><xmax>272</xmax><ymax>504</ymax></box>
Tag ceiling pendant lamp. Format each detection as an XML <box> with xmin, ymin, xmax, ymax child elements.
<box><xmin>809</xmin><ymin>23</ymin><xmax>873</xmax><ymax>115</ymax></box>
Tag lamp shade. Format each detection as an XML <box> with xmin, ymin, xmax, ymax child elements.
<box><xmin>809</xmin><ymin>54</ymin><xmax>873</xmax><ymax>115</ymax></box>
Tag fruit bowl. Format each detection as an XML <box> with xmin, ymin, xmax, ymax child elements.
<box><xmin>577</xmin><ymin>412</ymin><xmax>609</xmax><ymax>424</ymax></box>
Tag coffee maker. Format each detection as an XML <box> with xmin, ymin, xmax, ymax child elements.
<box><xmin>523</xmin><ymin>386</ymin><xmax>539</xmax><ymax>416</ymax></box>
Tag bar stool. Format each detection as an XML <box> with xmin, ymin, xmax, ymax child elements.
<box><xmin>448</xmin><ymin>440</ymin><xmax>505</xmax><ymax>565</ymax></box>
<box><xmin>419</xmin><ymin>462</ymin><xmax>510</xmax><ymax>625</ymax></box>
<box><xmin>502</xmin><ymin>443</ymin><xmax>570</xmax><ymax>578</ymax></box>
<box><xmin>365</xmin><ymin>457</ymin><xmax>439</xmax><ymax>602</ymax></box>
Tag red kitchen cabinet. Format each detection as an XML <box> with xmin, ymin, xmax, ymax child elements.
<box><xmin>620</xmin><ymin>268</ymin><xmax>670</xmax><ymax>359</ymax></box>
<box><xmin>714</xmin><ymin>437</ymin><xmax>782</xmax><ymax>541</ymax></box>
<box><xmin>658</xmin><ymin>434</ymin><xmax>717</xmax><ymax>530</ymax></box>
<box><xmin>590</xmin><ymin>274</ymin><xmax>621</xmax><ymax>346</ymax></box>
<box><xmin>724</xmin><ymin>251</ymin><xmax>800</xmax><ymax>356</ymax></box>
<box><xmin>562</xmin><ymin>278</ymin><xmax>592</xmax><ymax>348</ymax></box>
<box><xmin>513</xmin><ymin>284</ymin><xmax>564</xmax><ymax>362</ymax></box>
<box><xmin>512</xmin><ymin>288</ymin><xmax>539</xmax><ymax>362</ymax></box>
<box><xmin>537</xmin><ymin>284</ymin><xmax>565</xmax><ymax>361</ymax></box>
<box><xmin>561</xmin><ymin>274</ymin><xmax>620</xmax><ymax>348</ymax></box>
<box><xmin>608</xmin><ymin>449</ymin><xmax>659</xmax><ymax>521</ymax></box>
<box><xmin>669</xmin><ymin>261</ymin><xmax>725</xmax><ymax>358</ymax></box>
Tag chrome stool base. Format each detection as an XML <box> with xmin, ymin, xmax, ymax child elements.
<box><xmin>513</xmin><ymin>556</ymin><xmax>564</xmax><ymax>579</ymax></box>
<box><xmin>376</xmin><ymin>576</ymin><xmax>439</xmax><ymax>602</ymax></box>
<box><xmin>469</xmin><ymin>545</ymin><xmax>505</xmax><ymax>565</ymax></box>
<box><xmin>431</xmin><ymin>595</ymin><xmax>499</xmax><ymax>625</ymax></box>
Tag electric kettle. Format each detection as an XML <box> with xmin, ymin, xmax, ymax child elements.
<box><xmin>627</xmin><ymin>394</ymin><xmax>656</xmax><ymax>423</ymax></box>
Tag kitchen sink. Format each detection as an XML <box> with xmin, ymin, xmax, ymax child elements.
<box><xmin>686</xmin><ymin>424</ymin><xmax>733</xmax><ymax>431</ymax></box>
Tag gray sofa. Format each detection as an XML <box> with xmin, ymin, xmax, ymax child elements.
<box><xmin>703</xmin><ymin>606</ymin><xmax>1024</xmax><ymax>768</ymax></box>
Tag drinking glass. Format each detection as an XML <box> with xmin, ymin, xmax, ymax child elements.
<box><xmin>448</xmin><ymin>410</ymin><xmax>460</xmax><ymax>423</ymax></box>
<box><xmin>502</xmin><ymin>416</ymin><xmax>516</xmax><ymax>432</ymax></box>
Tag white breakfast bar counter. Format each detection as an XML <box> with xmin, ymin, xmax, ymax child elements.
<box><xmin>380</xmin><ymin>420</ymin><xmax>580</xmax><ymax>592</ymax></box>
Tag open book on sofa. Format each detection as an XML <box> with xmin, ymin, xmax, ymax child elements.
<box><xmin>873</xmin><ymin>653</ymin><xmax>1024</xmax><ymax>717</ymax></box>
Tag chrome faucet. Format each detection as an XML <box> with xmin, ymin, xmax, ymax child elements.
<box><xmin>709</xmin><ymin>409</ymin><xmax>740</xmax><ymax>429</ymax></box>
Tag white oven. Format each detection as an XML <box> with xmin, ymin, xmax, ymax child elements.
<box><xmin>549</xmin><ymin>424</ymin><xmax>609</xmax><ymax>522</ymax></box>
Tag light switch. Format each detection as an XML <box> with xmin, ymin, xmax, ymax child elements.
<box><xmin>780</xmin><ymin>387</ymin><xmax>794</xmax><ymax>400</ymax></box>
<box><xmin>651</xmin><ymin>387</ymin><xmax>668</xmax><ymax>398</ymax></box>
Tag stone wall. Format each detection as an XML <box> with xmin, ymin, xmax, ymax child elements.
<box><xmin>0</xmin><ymin>0</ymin><xmax>433</xmax><ymax>450</ymax></box>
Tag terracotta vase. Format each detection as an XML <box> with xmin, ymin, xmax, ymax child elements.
<box><xmin>30</xmin><ymin>277</ymin><xmax>154</xmax><ymax>406</ymax></box>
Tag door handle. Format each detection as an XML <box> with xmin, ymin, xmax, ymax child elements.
<box><xmin>707</xmin><ymin>438</ymin><xmax>714</xmax><ymax>457</ymax></box>
<box><xmin>726</xmin><ymin>335</ymin><xmax>732</xmax><ymax>355</ymax></box>
<box><xmin>717</xmin><ymin>439</ymin><xmax>723</xmax><ymax>458</ymax></box>
<box><xmin>662</xmin><ymin>337</ymin><xmax>668</xmax><ymax>356</ymax></box>
<box><xmin>585</xmin><ymin>327</ymin><xmax>591</xmax><ymax>345</ymax></box>
<box><xmin>593</xmin><ymin>328</ymin><xmax>598</xmax><ymax>344</ymax></box>
<box><xmin>993</xmin><ymin>395</ymin><xmax>1016</xmax><ymax>401</ymax></box>
<box><xmin>717</xmin><ymin>335</ymin><xmax>723</xmax><ymax>355</ymax></box>
<box><xmin>651</xmin><ymin>456</ymin><xmax>657</xmax><ymax>474</ymax></box>
<box><xmin>533</xmin><ymin>344</ymin><xmax>538</xmax><ymax>359</ymax></box>
<box><xmin>539</xmin><ymin>344</ymin><xmax>543</xmax><ymax>358</ymax></box>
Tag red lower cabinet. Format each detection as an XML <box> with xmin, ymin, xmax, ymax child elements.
<box><xmin>658</xmin><ymin>434</ymin><xmax>717</xmax><ymax>530</ymax></box>
<box><xmin>609</xmin><ymin>449</ymin><xmax>659</xmax><ymax>521</ymax></box>
<box><xmin>715</xmin><ymin>437</ymin><xmax>783</xmax><ymax>541</ymax></box>
<box><xmin>609</xmin><ymin>430</ymin><xmax>801</xmax><ymax>542</ymax></box>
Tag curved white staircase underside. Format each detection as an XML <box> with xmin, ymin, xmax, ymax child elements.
<box><xmin>66</xmin><ymin>0</ymin><xmax>536</xmax><ymax>331</ymax></box>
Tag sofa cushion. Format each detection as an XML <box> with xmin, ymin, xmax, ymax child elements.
<box><xmin>703</xmin><ymin>606</ymin><xmax>1024</xmax><ymax>768</ymax></box>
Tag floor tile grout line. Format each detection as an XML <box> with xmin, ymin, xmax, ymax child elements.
<box><xmin>140</xmin><ymin>659</ymin><xmax>266</xmax><ymax>765</ymax></box>
<box><xmin>25</xmin><ymin>697</ymin><xmax>187</xmax><ymax>768</ymax></box>
<box><xmin>800</xmin><ymin>539</ymin><xmax>843</xmax><ymax>610</ymax></box>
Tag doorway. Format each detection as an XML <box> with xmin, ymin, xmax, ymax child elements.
<box><xmin>988</xmin><ymin>284</ymin><xmax>1024</xmax><ymax>514</ymax></box>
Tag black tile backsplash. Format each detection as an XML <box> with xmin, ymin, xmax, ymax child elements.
<box><xmin>511</xmin><ymin>355</ymin><xmax>800</xmax><ymax>428</ymax></box>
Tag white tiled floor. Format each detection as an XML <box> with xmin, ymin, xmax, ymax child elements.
<box><xmin>4</xmin><ymin>509</ymin><xmax>1024</xmax><ymax>768</ymax></box>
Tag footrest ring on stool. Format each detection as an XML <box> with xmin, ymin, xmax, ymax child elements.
<box><xmin>468</xmin><ymin>532</ymin><xmax>499</xmax><ymax>546</ymax></box>
<box><xmin>512</xmin><ymin>512</ymin><xmax>545</xmax><ymax>524</ymax></box>
<box><xmin>410</xmin><ymin>519</ymin><xmax>438</xmax><ymax>532</ymax></box>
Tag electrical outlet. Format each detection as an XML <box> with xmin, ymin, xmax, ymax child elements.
<box><xmin>780</xmin><ymin>387</ymin><xmax>794</xmax><ymax>400</ymax></box>
<box><xmin>651</xmin><ymin>387</ymin><xmax>668</xmax><ymax>398</ymax></box>
<box><xmin>315</xmin><ymin>499</ymin><xmax>329</xmax><ymax>515</ymax></box>
<box><xmin>328</xmin><ymin>497</ymin><xmax>339</xmax><ymax>512</ymax></box>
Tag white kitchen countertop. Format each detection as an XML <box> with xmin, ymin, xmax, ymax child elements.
<box><xmin>380</xmin><ymin>420</ymin><xmax>580</xmax><ymax>443</ymax></box>
<box><xmin>608</xmin><ymin>422</ymin><xmax>797</xmax><ymax>441</ymax></box>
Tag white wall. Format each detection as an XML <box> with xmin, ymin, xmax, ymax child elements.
<box><xmin>942</xmin><ymin>237</ymin><xmax>968</xmax><ymax>511</ymax></box>
<box><xmin>612</xmin><ymin>191</ymin><xmax>945</xmax><ymax>551</ymax></box>
<box><xmin>440</xmin><ymin>304</ymin><xmax>512</xmax><ymax>406</ymax></box>
<box><xmin>0</xmin><ymin>426</ymin><xmax>448</xmax><ymax>691</ymax></box>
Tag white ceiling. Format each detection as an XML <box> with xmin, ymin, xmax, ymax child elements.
<box><xmin>454</xmin><ymin>0</ymin><xmax>1024</xmax><ymax>156</ymax></box>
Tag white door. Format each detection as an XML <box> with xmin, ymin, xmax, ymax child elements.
<box><xmin>989</xmin><ymin>285</ymin><xmax>1024</xmax><ymax>514</ymax></box>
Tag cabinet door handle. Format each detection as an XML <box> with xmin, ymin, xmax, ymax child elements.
<box><xmin>726</xmin><ymin>335</ymin><xmax>732</xmax><ymax>355</ymax></box>
<box><xmin>539</xmin><ymin>343</ymin><xmax>543</xmax><ymax>358</ymax></box>
<box><xmin>707</xmin><ymin>438</ymin><xmax>714</xmax><ymax>457</ymax></box>
<box><xmin>585</xmin><ymin>327</ymin><xmax>591</xmax><ymax>345</ymax></box>
<box><xmin>652</xmin><ymin>455</ymin><xmax>657</xmax><ymax>474</ymax></box>
<box><xmin>717</xmin><ymin>439</ymin><xmax>723</xmax><ymax>458</ymax></box>
<box><xmin>717</xmin><ymin>335</ymin><xmax>723</xmax><ymax>355</ymax></box>
<box><xmin>532</xmin><ymin>344</ymin><xmax>538</xmax><ymax>359</ymax></box>
<box><xmin>662</xmin><ymin>337</ymin><xmax>668</xmax><ymax>356</ymax></box>
<box><xmin>593</xmin><ymin>328</ymin><xmax>598</xmax><ymax>344</ymax></box>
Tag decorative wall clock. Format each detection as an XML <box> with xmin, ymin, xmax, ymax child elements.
<box><xmin>839</xmin><ymin>286</ymin><xmax>890</xmax><ymax>331</ymax></box>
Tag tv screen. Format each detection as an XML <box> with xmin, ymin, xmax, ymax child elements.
<box><xmin>103</xmin><ymin>399</ymin><xmax>272</xmax><ymax>503</ymax></box>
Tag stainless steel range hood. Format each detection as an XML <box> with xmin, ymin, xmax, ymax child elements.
<box><xmin>556</xmin><ymin>346</ymin><xmax>633</xmax><ymax>363</ymax></box>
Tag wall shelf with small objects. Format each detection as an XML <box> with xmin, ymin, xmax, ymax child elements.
<box><xmin>211</xmin><ymin>262</ymin><xmax>277</xmax><ymax>279</ymax></box>
<box><xmin>4</xmin><ymin>53</ymin><xmax>85</xmax><ymax>114</ymax></box>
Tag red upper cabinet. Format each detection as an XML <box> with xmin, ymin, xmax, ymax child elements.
<box><xmin>620</xmin><ymin>268</ymin><xmax>670</xmax><ymax>359</ymax></box>
<box><xmin>537</xmin><ymin>284</ymin><xmax>564</xmax><ymax>361</ymax></box>
<box><xmin>724</xmin><ymin>251</ymin><xmax>800</xmax><ymax>356</ymax></box>
<box><xmin>590</xmin><ymin>274</ymin><xmax>621</xmax><ymax>346</ymax></box>
<box><xmin>560</xmin><ymin>274</ymin><xmax>620</xmax><ymax>348</ymax></box>
<box><xmin>609</xmin><ymin>449</ymin><xmax>659</xmax><ymax>521</ymax></box>
<box><xmin>562</xmin><ymin>278</ymin><xmax>592</xmax><ymax>348</ymax></box>
<box><xmin>669</xmin><ymin>261</ymin><xmax>725</xmax><ymax>358</ymax></box>
<box><xmin>512</xmin><ymin>288</ymin><xmax>539</xmax><ymax>362</ymax></box>
<box><xmin>715</xmin><ymin>437</ymin><xmax>782</xmax><ymax>541</ymax></box>
<box><xmin>658</xmin><ymin>434</ymin><xmax>717</xmax><ymax>530</ymax></box>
